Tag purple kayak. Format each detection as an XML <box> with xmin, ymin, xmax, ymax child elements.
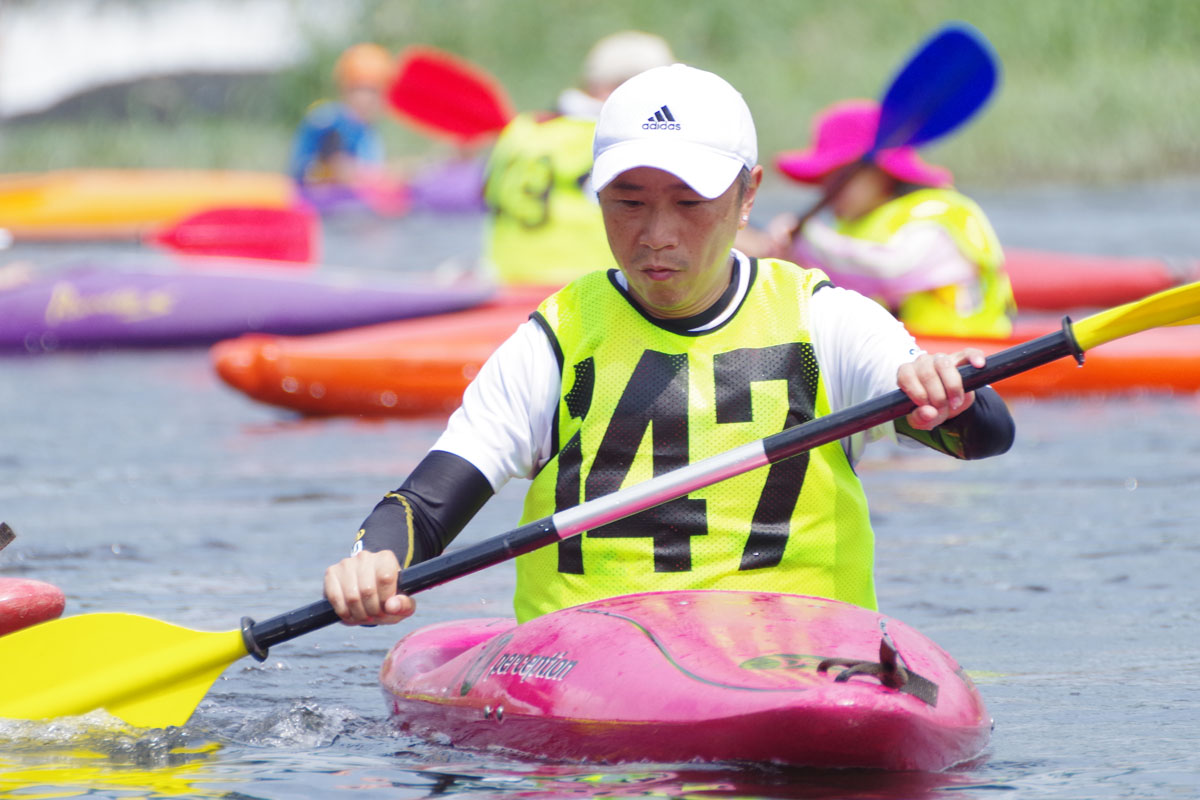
<box><xmin>407</xmin><ymin>157</ymin><xmax>487</xmax><ymax>214</ymax></box>
<box><xmin>0</xmin><ymin>264</ymin><xmax>494</xmax><ymax>353</ymax></box>
<box><xmin>298</xmin><ymin>158</ymin><xmax>486</xmax><ymax>217</ymax></box>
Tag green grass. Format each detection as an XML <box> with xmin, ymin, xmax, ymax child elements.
<box><xmin>3</xmin><ymin>0</ymin><xmax>1198</xmax><ymax>186</ymax></box>
<box><xmin>0</xmin><ymin>119</ymin><xmax>293</xmax><ymax>173</ymax></box>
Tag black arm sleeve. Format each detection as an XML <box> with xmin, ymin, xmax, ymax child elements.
<box><xmin>354</xmin><ymin>450</ymin><xmax>495</xmax><ymax>566</ymax></box>
<box><xmin>894</xmin><ymin>386</ymin><xmax>1015</xmax><ymax>460</ymax></box>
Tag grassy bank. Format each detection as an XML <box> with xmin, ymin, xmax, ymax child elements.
<box><xmin>2</xmin><ymin>0</ymin><xmax>1197</xmax><ymax>186</ymax></box>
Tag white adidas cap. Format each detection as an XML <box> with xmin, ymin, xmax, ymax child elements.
<box><xmin>592</xmin><ymin>64</ymin><xmax>757</xmax><ymax>200</ymax></box>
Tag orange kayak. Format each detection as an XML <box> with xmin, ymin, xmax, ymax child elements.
<box><xmin>212</xmin><ymin>290</ymin><xmax>1200</xmax><ymax>418</ymax></box>
<box><xmin>214</xmin><ymin>292</ymin><xmax>540</xmax><ymax>417</ymax></box>
<box><xmin>0</xmin><ymin>169</ymin><xmax>297</xmax><ymax>238</ymax></box>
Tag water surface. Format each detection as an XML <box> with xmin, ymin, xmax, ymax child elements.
<box><xmin>1</xmin><ymin>182</ymin><xmax>1198</xmax><ymax>799</ymax></box>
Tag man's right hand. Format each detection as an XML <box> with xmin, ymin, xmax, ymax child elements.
<box><xmin>324</xmin><ymin>549</ymin><xmax>415</xmax><ymax>625</ymax></box>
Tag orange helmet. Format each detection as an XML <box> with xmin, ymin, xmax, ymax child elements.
<box><xmin>334</xmin><ymin>43</ymin><xmax>395</xmax><ymax>88</ymax></box>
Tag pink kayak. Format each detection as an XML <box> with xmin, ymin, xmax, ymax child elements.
<box><xmin>380</xmin><ymin>590</ymin><xmax>991</xmax><ymax>770</ymax></box>
<box><xmin>822</xmin><ymin>249</ymin><xmax>1200</xmax><ymax>314</ymax></box>
<box><xmin>0</xmin><ymin>577</ymin><xmax>66</xmax><ymax>636</ymax></box>
<box><xmin>1005</xmin><ymin>249</ymin><xmax>1200</xmax><ymax>311</ymax></box>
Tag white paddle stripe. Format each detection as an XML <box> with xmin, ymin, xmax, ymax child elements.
<box><xmin>551</xmin><ymin>441</ymin><xmax>770</xmax><ymax>538</ymax></box>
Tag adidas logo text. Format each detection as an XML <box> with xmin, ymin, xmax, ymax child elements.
<box><xmin>642</xmin><ymin>104</ymin><xmax>681</xmax><ymax>131</ymax></box>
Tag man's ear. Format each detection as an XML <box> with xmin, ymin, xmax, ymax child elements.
<box><xmin>740</xmin><ymin>165</ymin><xmax>765</xmax><ymax>223</ymax></box>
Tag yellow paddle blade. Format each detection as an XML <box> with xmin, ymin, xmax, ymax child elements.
<box><xmin>1073</xmin><ymin>281</ymin><xmax>1200</xmax><ymax>351</ymax></box>
<box><xmin>0</xmin><ymin>613</ymin><xmax>248</xmax><ymax>728</ymax></box>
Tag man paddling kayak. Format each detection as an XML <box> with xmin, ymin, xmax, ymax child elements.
<box><xmin>324</xmin><ymin>64</ymin><xmax>1015</xmax><ymax>626</ymax></box>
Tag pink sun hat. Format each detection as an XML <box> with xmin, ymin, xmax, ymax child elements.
<box><xmin>775</xmin><ymin>99</ymin><xmax>954</xmax><ymax>187</ymax></box>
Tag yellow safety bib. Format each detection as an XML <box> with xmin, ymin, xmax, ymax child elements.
<box><xmin>483</xmin><ymin>112</ymin><xmax>615</xmax><ymax>287</ymax></box>
<box><xmin>837</xmin><ymin>188</ymin><xmax>1016</xmax><ymax>338</ymax></box>
<box><xmin>514</xmin><ymin>259</ymin><xmax>876</xmax><ymax>622</ymax></box>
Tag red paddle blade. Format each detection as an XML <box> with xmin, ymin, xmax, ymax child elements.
<box><xmin>387</xmin><ymin>46</ymin><xmax>514</xmax><ymax>143</ymax></box>
<box><xmin>151</xmin><ymin>206</ymin><xmax>319</xmax><ymax>263</ymax></box>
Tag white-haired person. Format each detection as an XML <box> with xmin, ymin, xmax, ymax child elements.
<box><xmin>482</xmin><ymin>30</ymin><xmax>675</xmax><ymax>288</ymax></box>
<box><xmin>324</xmin><ymin>65</ymin><xmax>1015</xmax><ymax>627</ymax></box>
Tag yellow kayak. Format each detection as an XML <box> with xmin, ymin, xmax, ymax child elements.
<box><xmin>0</xmin><ymin>169</ymin><xmax>298</xmax><ymax>238</ymax></box>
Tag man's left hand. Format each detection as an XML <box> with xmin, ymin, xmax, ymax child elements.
<box><xmin>897</xmin><ymin>348</ymin><xmax>986</xmax><ymax>430</ymax></box>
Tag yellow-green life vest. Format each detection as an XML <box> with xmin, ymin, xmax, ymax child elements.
<box><xmin>514</xmin><ymin>259</ymin><xmax>876</xmax><ymax>622</ymax></box>
<box><xmin>837</xmin><ymin>188</ymin><xmax>1016</xmax><ymax>338</ymax></box>
<box><xmin>482</xmin><ymin>112</ymin><xmax>615</xmax><ymax>288</ymax></box>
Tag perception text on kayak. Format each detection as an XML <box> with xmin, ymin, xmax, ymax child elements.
<box><xmin>488</xmin><ymin>651</ymin><xmax>577</xmax><ymax>682</ymax></box>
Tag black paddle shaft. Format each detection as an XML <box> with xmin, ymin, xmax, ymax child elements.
<box><xmin>243</xmin><ymin>519</ymin><xmax>559</xmax><ymax>657</ymax></box>
<box><xmin>244</xmin><ymin>321</ymin><xmax>1081</xmax><ymax>658</ymax></box>
<box><xmin>761</xmin><ymin>318</ymin><xmax>1081</xmax><ymax>464</ymax></box>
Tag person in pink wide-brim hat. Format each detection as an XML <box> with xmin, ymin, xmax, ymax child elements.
<box><xmin>757</xmin><ymin>99</ymin><xmax>1016</xmax><ymax>339</ymax></box>
<box><xmin>775</xmin><ymin>99</ymin><xmax>954</xmax><ymax>188</ymax></box>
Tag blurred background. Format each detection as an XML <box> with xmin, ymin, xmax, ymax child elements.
<box><xmin>3</xmin><ymin>5</ymin><xmax>1200</xmax><ymax>797</ymax></box>
<box><xmin>2</xmin><ymin>0</ymin><xmax>1198</xmax><ymax>187</ymax></box>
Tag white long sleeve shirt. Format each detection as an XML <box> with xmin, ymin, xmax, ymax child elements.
<box><xmin>433</xmin><ymin>252</ymin><xmax>924</xmax><ymax>492</ymax></box>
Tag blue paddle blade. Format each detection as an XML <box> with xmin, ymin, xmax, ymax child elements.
<box><xmin>873</xmin><ymin>22</ymin><xmax>1000</xmax><ymax>154</ymax></box>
